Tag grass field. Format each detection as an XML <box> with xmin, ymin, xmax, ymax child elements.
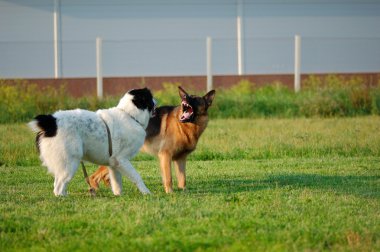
<box><xmin>1</xmin><ymin>117</ymin><xmax>379</xmax><ymax>251</ymax></box>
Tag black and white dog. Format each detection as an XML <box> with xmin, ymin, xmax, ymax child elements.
<box><xmin>28</xmin><ymin>88</ymin><xmax>156</xmax><ymax>196</ymax></box>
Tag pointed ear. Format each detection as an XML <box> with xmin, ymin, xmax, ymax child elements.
<box><xmin>204</xmin><ymin>90</ymin><xmax>216</xmax><ymax>107</ymax></box>
<box><xmin>178</xmin><ymin>86</ymin><xmax>188</xmax><ymax>99</ymax></box>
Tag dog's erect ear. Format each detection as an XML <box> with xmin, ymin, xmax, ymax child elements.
<box><xmin>204</xmin><ymin>90</ymin><xmax>216</xmax><ymax>107</ymax></box>
<box><xmin>178</xmin><ymin>86</ymin><xmax>189</xmax><ymax>100</ymax></box>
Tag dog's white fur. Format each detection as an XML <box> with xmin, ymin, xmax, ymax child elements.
<box><xmin>29</xmin><ymin>92</ymin><xmax>153</xmax><ymax>196</ymax></box>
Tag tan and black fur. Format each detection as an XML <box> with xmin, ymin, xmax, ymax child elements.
<box><xmin>90</xmin><ymin>86</ymin><xmax>215</xmax><ymax>193</ymax></box>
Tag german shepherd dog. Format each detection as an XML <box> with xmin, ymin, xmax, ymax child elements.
<box><xmin>89</xmin><ymin>86</ymin><xmax>215</xmax><ymax>193</ymax></box>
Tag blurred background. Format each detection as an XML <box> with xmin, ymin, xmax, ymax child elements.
<box><xmin>1</xmin><ymin>0</ymin><xmax>379</xmax><ymax>79</ymax></box>
<box><xmin>1</xmin><ymin>0</ymin><xmax>380</xmax><ymax>118</ymax></box>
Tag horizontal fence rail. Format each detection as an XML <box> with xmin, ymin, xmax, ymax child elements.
<box><xmin>1</xmin><ymin>36</ymin><xmax>379</xmax><ymax>96</ymax></box>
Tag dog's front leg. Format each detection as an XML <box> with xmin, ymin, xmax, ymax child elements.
<box><xmin>158</xmin><ymin>152</ymin><xmax>173</xmax><ymax>193</ymax></box>
<box><xmin>173</xmin><ymin>157</ymin><xmax>186</xmax><ymax>191</ymax></box>
<box><xmin>114</xmin><ymin>158</ymin><xmax>151</xmax><ymax>195</ymax></box>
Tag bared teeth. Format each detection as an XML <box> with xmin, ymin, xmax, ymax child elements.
<box><xmin>180</xmin><ymin>101</ymin><xmax>194</xmax><ymax>122</ymax></box>
<box><xmin>182</xmin><ymin>101</ymin><xmax>191</xmax><ymax>110</ymax></box>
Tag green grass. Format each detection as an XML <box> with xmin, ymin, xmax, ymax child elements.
<box><xmin>1</xmin><ymin>118</ymin><xmax>379</xmax><ymax>251</ymax></box>
<box><xmin>2</xmin><ymin>117</ymin><xmax>380</xmax><ymax>166</ymax></box>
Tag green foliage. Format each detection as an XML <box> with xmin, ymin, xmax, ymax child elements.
<box><xmin>300</xmin><ymin>75</ymin><xmax>373</xmax><ymax>117</ymax></box>
<box><xmin>0</xmin><ymin>80</ymin><xmax>68</xmax><ymax>123</ymax></box>
<box><xmin>370</xmin><ymin>85</ymin><xmax>380</xmax><ymax>115</ymax></box>
<box><xmin>1</xmin><ymin>75</ymin><xmax>380</xmax><ymax>123</ymax></box>
<box><xmin>0</xmin><ymin>80</ymin><xmax>118</xmax><ymax>123</ymax></box>
<box><xmin>154</xmin><ymin>82</ymin><xmax>199</xmax><ymax>106</ymax></box>
<box><xmin>154</xmin><ymin>82</ymin><xmax>183</xmax><ymax>106</ymax></box>
<box><xmin>211</xmin><ymin>81</ymin><xmax>299</xmax><ymax>118</ymax></box>
<box><xmin>210</xmin><ymin>75</ymin><xmax>380</xmax><ymax>118</ymax></box>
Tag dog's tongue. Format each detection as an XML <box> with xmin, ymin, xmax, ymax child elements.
<box><xmin>180</xmin><ymin>112</ymin><xmax>191</xmax><ymax>121</ymax></box>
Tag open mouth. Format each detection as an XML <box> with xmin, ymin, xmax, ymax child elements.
<box><xmin>180</xmin><ymin>100</ymin><xmax>193</xmax><ymax>122</ymax></box>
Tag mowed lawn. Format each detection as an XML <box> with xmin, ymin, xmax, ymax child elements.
<box><xmin>1</xmin><ymin>117</ymin><xmax>379</xmax><ymax>251</ymax></box>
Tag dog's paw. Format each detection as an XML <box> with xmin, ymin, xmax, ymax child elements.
<box><xmin>179</xmin><ymin>187</ymin><xmax>187</xmax><ymax>193</ymax></box>
<box><xmin>164</xmin><ymin>187</ymin><xmax>173</xmax><ymax>194</ymax></box>
<box><xmin>112</xmin><ymin>191</ymin><xmax>122</xmax><ymax>196</ymax></box>
<box><xmin>89</xmin><ymin>188</ymin><xmax>96</xmax><ymax>197</ymax></box>
<box><xmin>141</xmin><ymin>189</ymin><xmax>152</xmax><ymax>195</ymax></box>
<box><xmin>54</xmin><ymin>192</ymin><xmax>67</xmax><ymax>197</ymax></box>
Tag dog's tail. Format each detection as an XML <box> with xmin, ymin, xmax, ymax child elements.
<box><xmin>28</xmin><ymin>114</ymin><xmax>58</xmax><ymax>137</ymax></box>
<box><xmin>28</xmin><ymin>115</ymin><xmax>58</xmax><ymax>153</ymax></box>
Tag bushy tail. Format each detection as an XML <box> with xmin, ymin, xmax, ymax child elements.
<box><xmin>28</xmin><ymin>114</ymin><xmax>57</xmax><ymax>137</ymax></box>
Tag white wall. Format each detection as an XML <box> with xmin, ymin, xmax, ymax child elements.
<box><xmin>0</xmin><ymin>0</ymin><xmax>54</xmax><ymax>77</ymax></box>
<box><xmin>244</xmin><ymin>2</ymin><xmax>380</xmax><ymax>73</ymax></box>
<box><xmin>0</xmin><ymin>0</ymin><xmax>379</xmax><ymax>78</ymax></box>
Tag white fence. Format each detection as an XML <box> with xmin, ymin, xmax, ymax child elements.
<box><xmin>0</xmin><ymin>36</ymin><xmax>379</xmax><ymax>97</ymax></box>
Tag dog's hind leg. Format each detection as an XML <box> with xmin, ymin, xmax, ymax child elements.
<box><xmin>53</xmin><ymin>159</ymin><xmax>80</xmax><ymax>196</ymax></box>
<box><xmin>107</xmin><ymin>167</ymin><xmax>123</xmax><ymax>196</ymax></box>
<box><xmin>89</xmin><ymin>166</ymin><xmax>110</xmax><ymax>190</ymax></box>
<box><xmin>54</xmin><ymin>176</ymin><xmax>69</xmax><ymax>196</ymax></box>
<box><xmin>113</xmin><ymin>158</ymin><xmax>151</xmax><ymax>195</ymax></box>
<box><xmin>174</xmin><ymin>157</ymin><xmax>186</xmax><ymax>191</ymax></box>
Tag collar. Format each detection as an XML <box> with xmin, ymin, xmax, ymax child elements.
<box><xmin>129</xmin><ymin>114</ymin><xmax>145</xmax><ymax>128</ymax></box>
<box><xmin>118</xmin><ymin>108</ymin><xmax>145</xmax><ymax>128</ymax></box>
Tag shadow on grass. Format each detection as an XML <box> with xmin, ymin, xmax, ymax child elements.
<box><xmin>192</xmin><ymin>174</ymin><xmax>380</xmax><ymax>198</ymax></box>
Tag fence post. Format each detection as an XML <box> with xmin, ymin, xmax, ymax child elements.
<box><xmin>294</xmin><ymin>34</ymin><xmax>301</xmax><ymax>93</ymax></box>
<box><xmin>206</xmin><ymin>36</ymin><xmax>213</xmax><ymax>92</ymax></box>
<box><xmin>237</xmin><ymin>0</ymin><xmax>244</xmax><ymax>75</ymax></box>
<box><xmin>96</xmin><ymin>37</ymin><xmax>103</xmax><ymax>99</ymax></box>
<box><xmin>53</xmin><ymin>0</ymin><xmax>61</xmax><ymax>78</ymax></box>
